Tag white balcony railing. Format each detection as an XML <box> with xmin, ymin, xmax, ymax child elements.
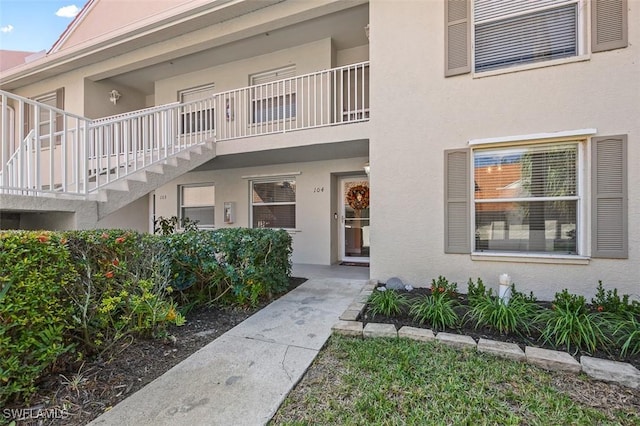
<box><xmin>0</xmin><ymin>61</ymin><xmax>369</xmax><ymax>197</ymax></box>
<box><xmin>213</xmin><ymin>61</ymin><xmax>370</xmax><ymax>141</ymax></box>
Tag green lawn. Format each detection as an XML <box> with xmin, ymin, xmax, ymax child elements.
<box><xmin>271</xmin><ymin>336</ymin><xmax>640</xmax><ymax>425</ymax></box>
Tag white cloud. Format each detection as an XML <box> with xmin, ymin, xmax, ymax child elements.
<box><xmin>0</xmin><ymin>24</ymin><xmax>14</xmax><ymax>34</ymax></box>
<box><xmin>55</xmin><ymin>5</ymin><xmax>81</xmax><ymax>18</ymax></box>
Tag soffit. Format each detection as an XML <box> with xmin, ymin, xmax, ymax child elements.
<box><xmin>105</xmin><ymin>4</ymin><xmax>369</xmax><ymax>94</ymax></box>
<box><xmin>194</xmin><ymin>139</ymin><xmax>369</xmax><ymax>171</ymax></box>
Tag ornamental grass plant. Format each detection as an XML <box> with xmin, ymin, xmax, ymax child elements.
<box><xmin>613</xmin><ymin>312</ymin><xmax>640</xmax><ymax>357</ymax></box>
<box><xmin>409</xmin><ymin>290</ymin><xmax>459</xmax><ymax>331</ymax></box>
<box><xmin>368</xmin><ymin>288</ymin><xmax>408</xmax><ymax>318</ymax></box>
<box><xmin>537</xmin><ymin>290</ymin><xmax>609</xmax><ymax>355</ymax></box>
<box><xmin>466</xmin><ymin>284</ymin><xmax>541</xmax><ymax>336</ymax></box>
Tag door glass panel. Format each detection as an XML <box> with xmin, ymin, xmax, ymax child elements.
<box><xmin>343</xmin><ymin>179</ymin><xmax>370</xmax><ymax>260</ymax></box>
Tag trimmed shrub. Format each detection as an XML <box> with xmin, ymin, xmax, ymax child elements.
<box><xmin>0</xmin><ymin>231</ymin><xmax>77</xmax><ymax>405</ymax></box>
<box><xmin>0</xmin><ymin>227</ymin><xmax>290</xmax><ymax>404</ymax></box>
<box><xmin>162</xmin><ymin>228</ymin><xmax>292</xmax><ymax>307</ymax></box>
<box><xmin>62</xmin><ymin>230</ymin><xmax>184</xmax><ymax>355</ymax></box>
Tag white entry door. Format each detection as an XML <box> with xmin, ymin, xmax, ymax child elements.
<box><xmin>340</xmin><ymin>177</ymin><xmax>370</xmax><ymax>263</ymax></box>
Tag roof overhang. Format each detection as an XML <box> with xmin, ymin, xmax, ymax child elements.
<box><xmin>0</xmin><ymin>0</ymin><xmax>368</xmax><ymax>91</ymax></box>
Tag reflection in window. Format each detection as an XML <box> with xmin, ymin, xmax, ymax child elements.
<box><xmin>251</xmin><ymin>179</ymin><xmax>296</xmax><ymax>229</ymax></box>
<box><xmin>179</xmin><ymin>183</ymin><xmax>215</xmax><ymax>228</ymax></box>
<box><xmin>474</xmin><ymin>144</ymin><xmax>579</xmax><ymax>254</ymax></box>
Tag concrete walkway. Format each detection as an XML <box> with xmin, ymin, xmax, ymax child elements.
<box><xmin>90</xmin><ymin>264</ymin><xmax>369</xmax><ymax>426</ymax></box>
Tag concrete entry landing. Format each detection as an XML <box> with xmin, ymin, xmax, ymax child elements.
<box><xmin>90</xmin><ymin>269</ymin><xmax>368</xmax><ymax>425</ymax></box>
<box><xmin>292</xmin><ymin>263</ymin><xmax>370</xmax><ymax>280</ymax></box>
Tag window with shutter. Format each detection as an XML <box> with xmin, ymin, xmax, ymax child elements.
<box><xmin>251</xmin><ymin>178</ymin><xmax>296</xmax><ymax>229</ymax></box>
<box><xmin>446</xmin><ymin>1</ymin><xmax>628</xmax><ymax>76</ymax></box>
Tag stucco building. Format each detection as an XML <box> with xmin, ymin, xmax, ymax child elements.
<box><xmin>0</xmin><ymin>0</ymin><xmax>637</xmax><ymax>300</ymax></box>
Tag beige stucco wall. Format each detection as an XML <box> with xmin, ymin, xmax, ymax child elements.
<box><xmin>96</xmin><ymin>195</ymin><xmax>150</xmax><ymax>232</ymax></box>
<box><xmin>370</xmin><ymin>0</ymin><xmax>640</xmax><ymax>300</ymax></box>
<box><xmin>154</xmin><ymin>38</ymin><xmax>334</xmax><ymax>105</ymax></box>
<box><xmin>84</xmin><ymin>79</ymin><xmax>147</xmax><ymax>119</ymax></box>
<box><xmin>154</xmin><ymin>156</ymin><xmax>368</xmax><ymax>265</ymax></box>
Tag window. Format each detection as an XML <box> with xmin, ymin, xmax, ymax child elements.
<box><xmin>251</xmin><ymin>179</ymin><xmax>296</xmax><ymax>229</ymax></box>
<box><xmin>179</xmin><ymin>85</ymin><xmax>215</xmax><ymax>134</ymax></box>
<box><xmin>179</xmin><ymin>184</ymin><xmax>215</xmax><ymax>228</ymax></box>
<box><xmin>474</xmin><ymin>0</ymin><xmax>580</xmax><ymax>72</ymax></box>
<box><xmin>473</xmin><ymin>143</ymin><xmax>579</xmax><ymax>254</ymax></box>
<box><xmin>250</xmin><ymin>66</ymin><xmax>296</xmax><ymax>124</ymax></box>
<box><xmin>444</xmin><ymin>134</ymin><xmax>627</xmax><ymax>259</ymax></box>
<box><xmin>445</xmin><ymin>0</ymin><xmax>628</xmax><ymax>77</ymax></box>
<box><xmin>33</xmin><ymin>89</ymin><xmax>64</xmax><ymax>148</ymax></box>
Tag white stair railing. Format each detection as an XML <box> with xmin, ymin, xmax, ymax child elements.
<box><xmin>2</xmin><ymin>130</ymin><xmax>35</xmax><ymax>195</ymax></box>
<box><xmin>0</xmin><ymin>90</ymin><xmax>92</xmax><ymax>195</ymax></box>
<box><xmin>85</xmin><ymin>98</ymin><xmax>215</xmax><ymax>192</ymax></box>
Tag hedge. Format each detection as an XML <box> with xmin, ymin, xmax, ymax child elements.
<box><xmin>0</xmin><ymin>227</ymin><xmax>292</xmax><ymax>405</ymax></box>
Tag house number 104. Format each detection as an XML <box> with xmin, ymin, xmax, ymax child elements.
<box><xmin>313</xmin><ymin>187</ymin><xmax>324</xmax><ymax>193</ymax></box>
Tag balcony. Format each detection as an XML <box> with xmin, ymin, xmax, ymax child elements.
<box><xmin>0</xmin><ymin>62</ymin><xmax>369</xmax><ymax>199</ymax></box>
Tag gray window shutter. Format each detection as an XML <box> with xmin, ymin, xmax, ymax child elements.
<box><xmin>445</xmin><ymin>0</ymin><xmax>471</xmax><ymax>77</ymax></box>
<box><xmin>55</xmin><ymin>87</ymin><xmax>65</xmax><ymax>133</ymax></box>
<box><xmin>592</xmin><ymin>0</ymin><xmax>628</xmax><ymax>52</ymax></box>
<box><xmin>444</xmin><ymin>149</ymin><xmax>470</xmax><ymax>253</ymax></box>
<box><xmin>592</xmin><ymin>135</ymin><xmax>627</xmax><ymax>258</ymax></box>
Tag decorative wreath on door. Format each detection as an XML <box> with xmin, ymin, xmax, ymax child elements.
<box><xmin>346</xmin><ymin>185</ymin><xmax>370</xmax><ymax>210</ymax></box>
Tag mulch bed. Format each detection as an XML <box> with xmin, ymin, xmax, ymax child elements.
<box><xmin>361</xmin><ymin>287</ymin><xmax>640</xmax><ymax>370</ymax></box>
<box><xmin>4</xmin><ymin>277</ymin><xmax>307</xmax><ymax>426</ymax></box>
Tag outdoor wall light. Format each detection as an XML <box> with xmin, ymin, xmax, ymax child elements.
<box><xmin>363</xmin><ymin>162</ymin><xmax>370</xmax><ymax>176</ymax></box>
<box><xmin>109</xmin><ymin>89</ymin><xmax>121</xmax><ymax>105</ymax></box>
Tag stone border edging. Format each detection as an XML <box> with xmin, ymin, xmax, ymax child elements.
<box><xmin>332</xmin><ymin>280</ymin><xmax>640</xmax><ymax>390</ymax></box>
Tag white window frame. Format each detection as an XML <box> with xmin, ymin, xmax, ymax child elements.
<box><xmin>470</xmin><ymin>138</ymin><xmax>587</xmax><ymax>259</ymax></box>
<box><xmin>178</xmin><ymin>84</ymin><xmax>215</xmax><ymax>135</ymax></box>
<box><xmin>249</xmin><ymin>65</ymin><xmax>296</xmax><ymax>124</ymax></box>
<box><xmin>249</xmin><ymin>177</ymin><xmax>296</xmax><ymax>230</ymax></box>
<box><xmin>471</xmin><ymin>0</ymin><xmax>586</xmax><ymax>75</ymax></box>
<box><xmin>178</xmin><ymin>183</ymin><xmax>215</xmax><ymax>229</ymax></box>
<box><xmin>34</xmin><ymin>91</ymin><xmax>58</xmax><ymax>148</ymax></box>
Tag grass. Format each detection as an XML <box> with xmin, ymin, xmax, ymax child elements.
<box><xmin>271</xmin><ymin>336</ymin><xmax>640</xmax><ymax>425</ymax></box>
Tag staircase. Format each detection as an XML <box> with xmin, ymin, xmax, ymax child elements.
<box><xmin>0</xmin><ymin>90</ymin><xmax>217</xmax><ymax>219</ymax></box>
<box><xmin>95</xmin><ymin>141</ymin><xmax>215</xmax><ymax>218</ymax></box>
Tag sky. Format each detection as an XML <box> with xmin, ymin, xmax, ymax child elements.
<box><xmin>0</xmin><ymin>0</ymin><xmax>90</xmax><ymax>52</ymax></box>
